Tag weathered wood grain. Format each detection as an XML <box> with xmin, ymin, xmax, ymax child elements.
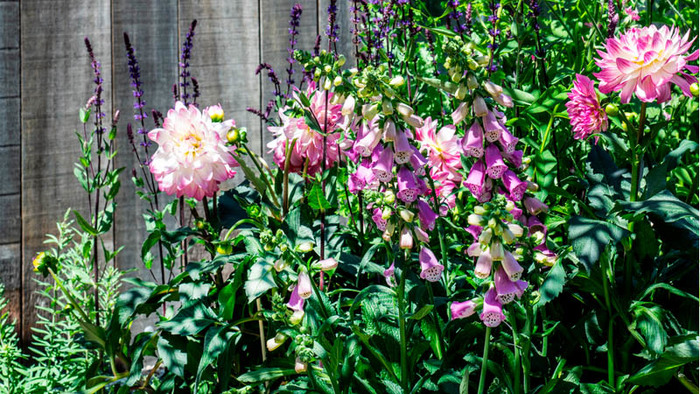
<box><xmin>318</xmin><ymin>0</ymin><xmax>356</xmax><ymax>67</ymax></box>
<box><xmin>111</xmin><ymin>0</ymin><xmax>178</xmax><ymax>290</ymax></box>
<box><xmin>0</xmin><ymin>0</ymin><xmax>21</xmax><ymax>334</ymax></box>
<box><xmin>260</xmin><ymin>0</ymin><xmax>318</xmax><ymax>160</ymax></box>
<box><xmin>179</xmin><ymin>0</ymin><xmax>262</xmax><ymax>156</ymax></box>
<box><xmin>21</xmin><ymin>0</ymin><xmax>111</xmax><ymax>343</ymax></box>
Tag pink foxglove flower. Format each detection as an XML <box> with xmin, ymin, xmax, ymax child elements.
<box><xmin>384</xmin><ymin>262</ymin><xmax>397</xmax><ymax>287</ymax></box>
<box><xmin>373</xmin><ymin>146</ymin><xmax>395</xmax><ymax>182</ymax></box>
<box><xmin>473</xmin><ymin>96</ymin><xmax>488</xmax><ymax>117</ymax></box>
<box><xmin>498</xmin><ymin>128</ymin><xmax>519</xmax><ymax>154</ymax></box>
<box><xmin>502</xmin><ymin>170</ymin><xmax>528</xmax><ymax>201</ymax></box>
<box><xmin>372</xmin><ymin>208</ymin><xmax>388</xmax><ymax>230</ymax></box>
<box><xmin>297</xmin><ymin>269</ymin><xmax>313</xmax><ymax>299</ymax></box>
<box><xmin>594</xmin><ymin>25</ymin><xmax>699</xmax><ymax>103</ymax></box>
<box><xmin>480</xmin><ymin>287</ymin><xmax>506</xmax><ymax>327</ymax></box>
<box><xmin>523</xmin><ymin>196</ymin><xmax>549</xmax><ymax>215</ymax></box>
<box><xmin>494</xmin><ymin>265</ymin><xmax>519</xmax><ymax>304</ymax></box>
<box><xmin>485</xmin><ymin>144</ymin><xmax>507</xmax><ymax>179</ymax></box>
<box><xmin>624</xmin><ymin>6</ymin><xmax>640</xmax><ymax>21</ymax></box>
<box><xmin>474</xmin><ymin>250</ymin><xmax>493</xmax><ymax>279</ymax></box>
<box><xmin>451</xmin><ymin>102</ymin><xmax>469</xmax><ymax>125</ymax></box>
<box><xmin>451</xmin><ymin>300</ymin><xmax>477</xmax><ymax>320</ymax></box>
<box><xmin>349</xmin><ymin>160</ymin><xmax>376</xmax><ymax>194</ymax></box>
<box><xmin>397</xmin><ymin>167</ymin><xmax>419</xmax><ymax>203</ymax></box>
<box><xmin>465</xmin><ymin>160</ymin><xmax>486</xmax><ymax>198</ymax></box>
<box><xmin>566</xmin><ymin>74</ymin><xmax>608</xmax><ymax>142</ymax></box>
<box><xmin>502</xmin><ymin>251</ymin><xmax>524</xmax><ymax>281</ymax></box>
<box><xmin>503</xmin><ymin>150</ymin><xmax>523</xmax><ymax>169</ymax></box>
<box><xmin>463</xmin><ymin>121</ymin><xmax>485</xmax><ymax>158</ymax></box>
<box><xmin>287</xmin><ymin>285</ymin><xmax>305</xmax><ymax>324</ymax></box>
<box><xmin>148</xmin><ymin>102</ymin><xmax>238</xmax><ymax>200</ymax></box>
<box><xmin>399</xmin><ymin>226</ymin><xmax>414</xmax><ymax>250</ymax></box>
<box><xmin>417</xmin><ymin>200</ymin><xmax>438</xmax><ymax>231</ymax></box>
<box><xmin>527</xmin><ymin>215</ymin><xmax>547</xmax><ymax>238</ymax></box>
<box><xmin>482</xmin><ymin>111</ymin><xmax>503</xmax><ymax>142</ymax></box>
<box><xmin>419</xmin><ymin>246</ymin><xmax>444</xmax><ymax>282</ymax></box>
<box><xmin>355</xmin><ymin>117</ymin><xmax>382</xmax><ymax>157</ymax></box>
<box><xmin>393</xmin><ymin>129</ymin><xmax>413</xmax><ymax>164</ymax></box>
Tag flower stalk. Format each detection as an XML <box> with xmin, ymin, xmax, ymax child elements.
<box><xmin>477</xmin><ymin>326</ymin><xmax>492</xmax><ymax>394</ymax></box>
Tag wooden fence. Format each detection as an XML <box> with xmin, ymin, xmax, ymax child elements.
<box><xmin>0</xmin><ymin>0</ymin><xmax>354</xmax><ymax>343</ymax></box>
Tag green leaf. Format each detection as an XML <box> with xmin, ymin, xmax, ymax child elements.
<box><xmin>628</xmin><ymin>357</ymin><xmax>687</xmax><ymax>387</ymax></box>
<box><xmin>614</xmin><ymin>190</ymin><xmax>699</xmax><ymax>236</ymax></box>
<box><xmin>409</xmin><ymin>304</ymin><xmax>434</xmax><ymax>320</ymax></box>
<box><xmin>79</xmin><ymin>107</ymin><xmax>91</xmax><ymax>123</ymax></box>
<box><xmin>568</xmin><ymin>216</ymin><xmax>627</xmax><ymax>271</ymax></box>
<box><xmin>195</xmin><ymin>325</ymin><xmax>237</xmax><ymax>389</ymax></box>
<box><xmin>158</xmin><ymin>303</ymin><xmax>217</xmax><ymax>336</ymax></box>
<box><xmin>536</xmin><ymin>259</ymin><xmax>566</xmax><ymax>307</ymax></box>
<box><xmin>308</xmin><ymin>183</ymin><xmax>332</xmax><ymax>211</ymax></box>
<box><xmin>244</xmin><ymin>258</ymin><xmax>276</xmax><ymax>302</ymax></box>
<box><xmin>73</xmin><ymin>210</ymin><xmax>98</xmax><ymax>236</ymax></box>
<box><xmin>237</xmin><ymin>367</ymin><xmax>297</xmax><ymax>383</ymax></box>
<box><xmin>157</xmin><ymin>334</ymin><xmax>188</xmax><ymax>378</ymax></box>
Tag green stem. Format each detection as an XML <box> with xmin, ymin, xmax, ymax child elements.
<box><xmin>425</xmin><ymin>283</ymin><xmax>444</xmax><ymax>360</ymax></box>
<box><xmin>510</xmin><ymin>313</ymin><xmax>521</xmax><ymax>394</ymax></box>
<box><xmin>48</xmin><ymin>268</ymin><xmax>90</xmax><ymax>322</ymax></box>
<box><xmin>601</xmin><ymin>254</ymin><xmax>615</xmax><ymax>387</ymax></box>
<box><xmin>398</xmin><ymin>251</ymin><xmax>409</xmax><ymax>391</ymax></box>
<box><xmin>630</xmin><ymin>102</ymin><xmax>647</xmax><ymax>203</ymax></box>
<box><xmin>424</xmin><ymin>165</ymin><xmax>451</xmax><ymax>296</ymax></box>
<box><xmin>477</xmin><ymin>326</ymin><xmax>492</xmax><ymax>394</ymax></box>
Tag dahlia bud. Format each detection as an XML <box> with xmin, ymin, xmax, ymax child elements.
<box><xmin>691</xmin><ymin>82</ymin><xmax>699</xmax><ymax>97</ymax></box>
<box><xmin>605</xmin><ymin>103</ymin><xmax>619</xmax><ymax>116</ymax></box>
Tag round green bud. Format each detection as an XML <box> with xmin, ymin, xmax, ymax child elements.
<box><xmin>690</xmin><ymin>82</ymin><xmax>699</xmax><ymax>97</ymax></box>
<box><xmin>605</xmin><ymin>103</ymin><xmax>619</xmax><ymax>117</ymax></box>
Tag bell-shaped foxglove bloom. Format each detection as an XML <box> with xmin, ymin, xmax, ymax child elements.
<box><xmin>287</xmin><ymin>285</ymin><xmax>305</xmax><ymax>324</ymax></box>
<box><xmin>527</xmin><ymin>215</ymin><xmax>547</xmax><ymax>238</ymax></box>
<box><xmin>502</xmin><ymin>170</ymin><xmax>528</xmax><ymax>201</ymax></box>
<box><xmin>451</xmin><ymin>300</ymin><xmax>477</xmax><ymax>320</ymax></box>
<box><xmin>355</xmin><ymin>117</ymin><xmax>382</xmax><ymax>157</ymax></box>
<box><xmin>297</xmin><ymin>269</ymin><xmax>312</xmax><ymax>299</ymax></box>
<box><xmin>394</xmin><ymin>129</ymin><xmax>413</xmax><ymax>164</ymax></box>
<box><xmin>384</xmin><ymin>262</ymin><xmax>397</xmax><ymax>287</ymax></box>
<box><xmin>502</xmin><ymin>251</ymin><xmax>524</xmax><ymax>281</ymax></box>
<box><xmin>465</xmin><ymin>160</ymin><xmax>486</xmax><ymax>198</ymax></box>
<box><xmin>463</xmin><ymin>121</ymin><xmax>485</xmax><ymax>158</ymax></box>
<box><xmin>267</xmin><ymin>333</ymin><xmax>287</xmax><ymax>352</ymax></box>
<box><xmin>494</xmin><ymin>265</ymin><xmax>519</xmax><ymax>304</ymax></box>
<box><xmin>295</xmin><ymin>357</ymin><xmax>308</xmax><ymax>373</ymax></box>
<box><xmin>534</xmin><ymin>243</ymin><xmax>557</xmax><ymax>266</ymax></box>
<box><xmin>475</xmin><ymin>250</ymin><xmax>493</xmax><ymax>279</ymax></box>
<box><xmin>397</xmin><ymin>167</ymin><xmax>419</xmax><ymax>203</ymax></box>
<box><xmin>419</xmin><ymin>246</ymin><xmax>444</xmax><ymax>282</ymax></box>
<box><xmin>478</xmin><ymin>178</ymin><xmax>494</xmax><ymax>203</ymax></box>
<box><xmin>409</xmin><ymin>146</ymin><xmax>428</xmax><ymax>175</ymax></box>
<box><xmin>489</xmin><ymin>239</ymin><xmax>505</xmax><ymax>261</ymax></box>
<box><xmin>503</xmin><ymin>149</ymin><xmax>523</xmax><ymax>169</ymax></box>
<box><xmin>473</xmin><ymin>96</ymin><xmax>488</xmax><ymax>117</ymax></box>
<box><xmin>498</xmin><ymin>127</ymin><xmax>519</xmax><ymax>154</ymax></box>
<box><xmin>373</xmin><ymin>146</ymin><xmax>395</xmax><ymax>182</ymax></box>
<box><xmin>372</xmin><ymin>207</ymin><xmax>388</xmax><ymax>230</ymax></box>
<box><xmin>467</xmin><ymin>242</ymin><xmax>481</xmax><ymax>257</ymax></box>
<box><xmin>523</xmin><ymin>197</ymin><xmax>549</xmax><ymax>215</ymax></box>
<box><xmin>485</xmin><ymin>144</ymin><xmax>507</xmax><ymax>179</ymax></box>
<box><xmin>317</xmin><ymin>258</ymin><xmax>338</xmax><ymax>271</ymax></box>
<box><xmin>482</xmin><ymin>111</ymin><xmax>502</xmax><ymax>142</ymax></box>
<box><xmin>414</xmin><ymin>227</ymin><xmax>430</xmax><ymax>243</ymax></box>
<box><xmin>399</xmin><ymin>226</ymin><xmax>414</xmax><ymax>249</ymax></box>
<box><xmin>451</xmin><ymin>102</ymin><xmax>469</xmax><ymax>125</ymax></box>
<box><xmin>466</xmin><ymin>225</ymin><xmax>483</xmax><ymax>241</ymax></box>
<box><xmin>417</xmin><ymin>200</ymin><xmax>438</xmax><ymax>231</ymax></box>
<box><xmin>349</xmin><ymin>160</ymin><xmax>375</xmax><ymax>194</ymax></box>
<box><xmin>480</xmin><ymin>287</ymin><xmax>506</xmax><ymax>327</ymax></box>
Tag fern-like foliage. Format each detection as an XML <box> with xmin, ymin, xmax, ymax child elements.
<box><xmin>0</xmin><ymin>283</ymin><xmax>25</xmax><ymax>393</ymax></box>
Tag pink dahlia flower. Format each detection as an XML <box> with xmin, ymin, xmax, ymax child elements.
<box><xmin>566</xmin><ymin>74</ymin><xmax>608</xmax><ymax>142</ymax></box>
<box><xmin>148</xmin><ymin>102</ymin><xmax>238</xmax><ymax>200</ymax></box>
<box><xmin>415</xmin><ymin>117</ymin><xmax>463</xmax><ymax>181</ymax></box>
<box><xmin>594</xmin><ymin>25</ymin><xmax>698</xmax><ymax>103</ymax></box>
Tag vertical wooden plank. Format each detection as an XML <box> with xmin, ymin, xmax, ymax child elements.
<box><xmin>259</xmin><ymin>0</ymin><xmax>318</xmax><ymax>161</ymax></box>
<box><xmin>21</xmin><ymin>0</ymin><xmax>111</xmax><ymax>343</ymax></box>
<box><xmin>111</xmin><ymin>0</ymin><xmax>178</xmax><ymax>300</ymax></box>
<box><xmin>179</xmin><ymin>0</ymin><xmax>262</xmax><ymax>156</ymax></box>
<box><xmin>0</xmin><ymin>0</ymin><xmax>21</xmax><ymax>335</ymax></box>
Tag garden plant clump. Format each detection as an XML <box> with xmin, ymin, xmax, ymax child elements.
<box><xmin>1</xmin><ymin>1</ymin><xmax>698</xmax><ymax>393</ymax></box>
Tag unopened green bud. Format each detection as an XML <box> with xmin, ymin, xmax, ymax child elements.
<box><xmin>398</xmin><ymin>208</ymin><xmax>414</xmax><ymax>223</ymax></box>
<box><xmin>389</xmin><ymin>76</ymin><xmax>405</xmax><ymax>88</ymax></box>
<box><xmin>335</xmin><ymin>55</ymin><xmax>346</xmax><ymax>67</ymax></box>
<box><xmin>691</xmin><ymin>82</ymin><xmax>699</xmax><ymax>97</ymax></box>
<box><xmin>382</xmin><ymin>99</ymin><xmax>394</xmax><ymax>115</ymax></box>
<box><xmin>473</xmin><ymin>205</ymin><xmax>487</xmax><ymax>215</ymax></box>
<box><xmin>333</xmin><ymin>76</ymin><xmax>342</xmax><ymax>86</ymax></box>
<box><xmin>605</xmin><ymin>103</ymin><xmax>619</xmax><ymax>116</ymax></box>
<box><xmin>227</xmin><ymin>128</ymin><xmax>240</xmax><ymax>144</ymax></box>
<box><xmin>324</xmin><ymin>65</ymin><xmax>332</xmax><ymax>73</ymax></box>
<box><xmin>383</xmin><ymin>190</ymin><xmax>395</xmax><ymax>204</ymax></box>
<box><xmin>323</xmin><ymin>78</ymin><xmax>332</xmax><ymax>90</ymax></box>
<box><xmin>296</xmin><ymin>241</ymin><xmax>315</xmax><ymax>253</ymax></box>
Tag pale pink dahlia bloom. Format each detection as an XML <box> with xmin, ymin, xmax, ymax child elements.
<box><xmin>148</xmin><ymin>101</ymin><xmax>237</xmax><ymax>200</ymax></box>
<box><xmin>594</xmin><ymin>25</ymin><xmax>698</xmax><ymax>103</ymax></box>
<box><xmin>566</xmin><ymin>74</ymin><xmax>609</xmax><ymax>142</ymax></box>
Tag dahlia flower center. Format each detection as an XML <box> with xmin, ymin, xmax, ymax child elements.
<box><xmin>180</xmin><ymin>131</ymin><xmax>205</xmax><ymax>158</ymax></box>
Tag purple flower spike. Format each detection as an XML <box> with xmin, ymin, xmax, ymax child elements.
<box><xmin>494</xmin><ymin>265</ymin><xmax>519</xmax><ymax>304</ymax></box>
<box><xmin>474</xmin><ymin>250</ymin><xmax>493</xmax><ymax>279</ymax></box>
<box><xmin>451</xmin><ymin>300</ymin><xmax>477</xmax><ymax>320</ymax></box>
<box><xmin>372</xmin><ymin>146</ymin><xmax>395</xmax><ymax>182</ymax></box>
<box><xmin>419</xmin><ymin>247</ymin><xmax>444</xmax><ymax>282</ymax></box>
<box><xmin>480</xmin><ymin>287</ymin><xmax>506</xmax><ymax>327</ymax></box>
<box><xmin>410</xmin><ymin>146</ymin><xmax>428</xmax><ymax>175</ymax></box>
<box><xmin>397</xmin><ymin>167</ymin><xmax>419</xmax><ymax>203</ymax></box>
<box><xmin>485</xmin><ymin>144</ymin><xmax>507</xmax><ymax>179</ymax></box>
<box><xmin>393</xmin><ymin>130</ymin><xmax>413</xmax><ymax>164</ymax></box>
<box><xmin>502</xmin><ymin>170</ymin><xmax>528</xmax><ymax>201</ymax></box>
<box><xmin>463</xmin><ymin>121</ymin><xmax>485</xmax><ymax>158</ymax></box>
<box><xmin>465</xmin><ymin>160</ymin><xmax>486</xmax><ymax>198</ymax></box>
<box><xmin>417</xmin><ymin>200</ymin><xmax>438</xmax><ymax>231</ymax></box>
<box><xmin>498</xmin><ymin>127</ymin><xmax>519</xmax><ymax>153</ymax></box>
<box><xmin>483</xmin><ymin>111</ymin><xmax>502</xmax><ymax>142</ymax></box>
<box><xmin>502</xmin><ymin>251</ymin><xmax>524</xmax><ymax>281</ymax></box>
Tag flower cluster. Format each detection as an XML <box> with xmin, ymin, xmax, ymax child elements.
<box><xmin>147</xmin><ymin>102</ymin><xmax>238</xmax><ymax>200</ymax></box>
